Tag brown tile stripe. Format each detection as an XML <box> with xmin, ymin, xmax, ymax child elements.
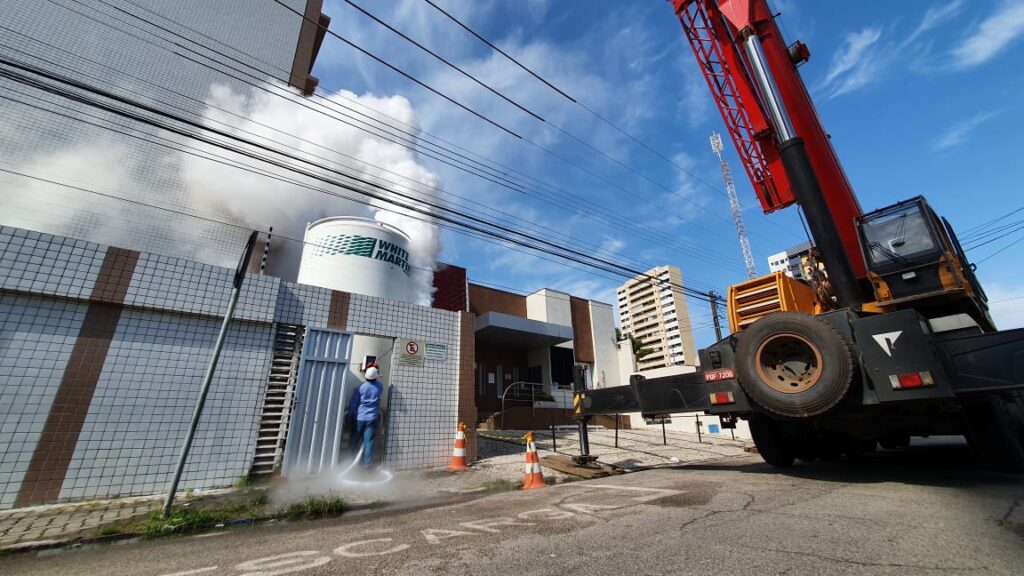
<box><xmin>327</xmin><ymin>290</ymin><xmax>350</xmax><ymax>329</ymax></box>
<box><xmin>15</xmin><ymin>248</ymin><xmax>138</xmax><ymax>506</ymax></box>
<box><xmin>569</xmin><ymin>296</ymin><xmax>595</xmax><ymax>363</ymax></box>
<box><xmin>456</xmin><ymin>312</ymin><xmax>477</xmax><ymax>462</ymax></box>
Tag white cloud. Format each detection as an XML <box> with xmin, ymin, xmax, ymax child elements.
<box><xmin>600</xmin><ymin>237</ymin><xmax>625</xmax><ymax>254</ymax></box>
<box><xmin>952</xmin><ymin>0</ymin><xmax>1024</xmax><ymax>68</ymax></box>
<box><xmin>821</xmin><ymin>27</ymin><xmax>884</xmax><ymax>98</ymax></box>
<box><xmin>903</xmin><ymin>0</ymin><xmax>964</xmax><ymax>47</ymax></box>
<box><xmin>930</xmin><ymin>110</ymin><xmax>1000</xmax><ymax>152</ymax></box>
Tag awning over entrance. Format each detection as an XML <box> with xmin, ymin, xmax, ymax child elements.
<box><xmin>474</xmin><ymin>311</ymin><xmax>573</xmax><ymax>348</ymax></box>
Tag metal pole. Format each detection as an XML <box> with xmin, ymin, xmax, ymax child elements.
<box><xmin>550</xmin><ymin>407</ymin><xmax>556</xmax><ymax>453</ymax></box>
<box><xmin>730</xmin><ymin>427</ymin><xmax>735</xmax><ymax>441</ymax></box>
<box><xmin>163</xmin><ymin>232</ymin><xmax>256</xmax><ymax>518</ymax></box>
<box><xmin>615</xmin><ymin>414</ymin><xmax>619</xmax><ymax>448</ymax></box>
<box><xmin>709</xmin><ymin>291</ymin><xmax>723</xmax><ymax>341</ymax></box>
<box><xmin>662</xmin><ymin>416</ymin><xmax>667</xmax><ymax>445</ymax></box>
<box><xmin>696</xmin><ymin>415</ymin><xmax>703</xmax><ymax>443</ymax></box>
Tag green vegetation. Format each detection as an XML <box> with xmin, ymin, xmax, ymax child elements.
<box><xmin>94</xmin><ymin>493</ymin><xmax>345</xmax><ymax>540</ymax></box>
<box><xmin>279</xmin><ymin>496</ymin><xmax>346</xmax><ymax>519</ymax></box>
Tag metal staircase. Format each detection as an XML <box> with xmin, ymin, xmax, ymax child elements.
<box><xmin>250</xmin><ymin>323</ymin><xmax>304</xmax><ymax>477</ymax></box>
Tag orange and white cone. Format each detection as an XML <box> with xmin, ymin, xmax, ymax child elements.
<box><xmin>521</xmin><ymin>431</ymin><xmax>545</xmax><ymax>490</ymax></box>
<box><xmin>449</xmin><ymin>422</ymin><xmax>468</xmax><ymax>470</ymax></box>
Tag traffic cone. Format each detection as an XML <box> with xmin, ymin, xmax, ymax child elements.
<box><xmin>449</xmin><ymin>422</ymin><xmax>468</xmax><ymax>470</ymax></box>
<box><xmin>521</xmin><ymin>431</ymin><xmax>545</xmax><ymax>490</ymax></box>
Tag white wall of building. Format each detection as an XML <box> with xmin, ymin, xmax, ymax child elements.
<box><xmin>588</xmin><ymin>301</ymin><xmax>620</xmax><ymax>389</ymax></box>
<box><xmin>526</xmin><ymin>289</ymin><xmax>573</xmax><ymax>326</ymax></box>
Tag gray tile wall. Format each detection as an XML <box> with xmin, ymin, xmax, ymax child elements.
<box><xmin>347</xmin><ymin>295</ymin><xmax>462</xmax><ymax>470</ymax></box>
<box><xmin>60</xmin><ymin>310</ymin><xmax>273</xmax><ymax>500</ymax></box>
<box><xmin>1</xmin><ymin>226</ymin><xmax>467</xmax><ymax>507</ymax></box>
<box><xmin>0</xmin><ymin>294</ymin><xmax>88</xmax><ymax>509</ymax></box>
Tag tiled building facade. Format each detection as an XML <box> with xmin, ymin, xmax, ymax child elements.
<box><xmin>0</xmin><ymin>227</ymin><xmax>472</xmax><ymax>509</ymax></box>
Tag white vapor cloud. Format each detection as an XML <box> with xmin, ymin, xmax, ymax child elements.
<box><xmin>182</xmin><ymin>84</ymin><xmax>444</xmax><ymax>304</ymax></box>
<box><xmin>952</xmin><ymin>0</ymin><xmax>1024</xmax><ymax>68</ymax></box>
<box><xmin>930</xmin><ymin>110</ymin><xmax>1000</xmax><ymax>152</ymax></box>
<box><xmin>821</xmin><ymin>27</ymin><xmax>883</xmax><ymax>98</ymax></box>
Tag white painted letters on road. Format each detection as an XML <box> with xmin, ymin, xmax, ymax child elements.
<box><xmin>460</xmin><ymin>517</ymin><xmax>535</xmax><ymax>533</ymax></box>
<box><xmin>235</xmin><ymin>552</ymin><xmax>330</xmax><ymax>576</ymax></box>
<box><xmin>517</xmin><ymin>508</ymin><xmax>577</xmax><ymax>521</ymax></box>
<box><xmin>334</xmin><ymin>538</ymin><xmax>410</xmax><ymax>558</ymax></box>
<box><xmin>420</xmin><ymin>528</ymin><xmax>479</xmax><ymax>545</ymax></box>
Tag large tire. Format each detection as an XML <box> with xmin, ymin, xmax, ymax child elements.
<box><xmin>749</xmin><ymin>417</ymin><xmax>795</xmax><ymax>467</ymax></box>
<box><xmin>735</xmin><ymin>312</ymin><xmax>854</xmax><ymax>418</ymax></box>
<box><xmin>963</xmin><ymin>395</ymin><xmax>1024</xmax><ymax>472</ymax></box>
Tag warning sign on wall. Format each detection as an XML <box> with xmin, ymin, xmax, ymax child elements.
<box><xmin>424</xmin><ymin>342</ymin><xmax>447</xmax><ymax>362</ymax></box>
<box><xmin>399</xmin><ymin>339</ymin><xmax>425</xmax><ymax>367</ymax></box>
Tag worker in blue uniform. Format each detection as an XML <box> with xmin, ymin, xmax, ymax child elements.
<box><xmin>347</xmin><ymin>363</ymin><xmax>383</xmax><ymax>470</ymax></box>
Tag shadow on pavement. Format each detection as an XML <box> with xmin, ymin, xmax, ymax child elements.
<box><xmin>678</xmin><ymin>437</ymin><xmax>1024</xmax><ymax>488</ymax></box>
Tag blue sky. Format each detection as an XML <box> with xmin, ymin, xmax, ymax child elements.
<box><xmin>311</xmin><ymin>0</ymin><xmax>1024</xmax><ymax>346</ymax></box>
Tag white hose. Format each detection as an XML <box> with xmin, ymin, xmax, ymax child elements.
<box><xmin>336</xmin><ymin>445</ymin><xmax>394</xmax><ymax>486</ymax></box>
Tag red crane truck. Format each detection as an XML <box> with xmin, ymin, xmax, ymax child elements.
<box><xmin>577</xmin><ymin>0</ymin><xmax>1024</xmax><ymax>471</ymax></box>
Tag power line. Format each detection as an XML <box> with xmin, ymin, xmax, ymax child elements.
<box><xmin>37</xmin><ymin>0</ymin><xmax>749</xmax><ymax>280</ymax></box>
<box><xmin>417</xmin><ymin>0</ymin><xmax>801</xmax><ymax>243</ymax></box>
<box><xmin>0</xmin><ymin>166</ymin><xmax>721</xmax><ymax>334</ymax></box>
<box><xmin>270</xmin><ymin>0</ymin><xmax>521</xmax><ymax>138</ymax></box>
<box><xmin>0</xmin><ymin>30</ymin><xmax>733</xmax><ymax>294</ymax></box>
<box><xmin>278</xmin><ymin>0</ymin><xmax>779</xmax><ymax>247</ymax></box>
<box><xmin>0</xmin><ymin>56</ymin><xmax>717</xmax><ymax>304</ymax></box>
<box><xmin>341</xmin><ymin>0</ymin><xmax>542</xmax><ymax>121</ymax></box>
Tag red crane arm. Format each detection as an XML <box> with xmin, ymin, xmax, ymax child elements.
<box><xmin>672</xmin><ymin>0</ymin><xmax>867</xmax><ymax>279</ymax></box>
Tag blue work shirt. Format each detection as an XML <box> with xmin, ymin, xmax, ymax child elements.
<box><xmin>348</xmin><ymin>379</ymin><xmax>383</xmax><ymax>422</ymax></box>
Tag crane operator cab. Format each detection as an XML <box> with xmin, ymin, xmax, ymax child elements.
<box><xmin>857</xmin><ymin>196</ymin><xmax>994</xmax><ymax>332</ymax></box>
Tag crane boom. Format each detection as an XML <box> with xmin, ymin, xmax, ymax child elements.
<box><xmin>672</xmin><ymin>0</ymin><xmax>866</xmax><ymax>306</ymax></box>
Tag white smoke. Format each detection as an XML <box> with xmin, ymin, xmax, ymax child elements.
<box><xmin>0</xmin><ymin>83</ymin><xmax>444</xmax><ymax>305</ymax></box>
<box><xmin>181</xmin><ymin>84</ymin><xmax>444</xmax><ymax>305</ymax></box>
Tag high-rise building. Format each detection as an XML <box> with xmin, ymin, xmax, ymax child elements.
<box><xmin>616</xmin><ymin>265</ymin><xmax>698</xmax><ymax>370</ymax></box>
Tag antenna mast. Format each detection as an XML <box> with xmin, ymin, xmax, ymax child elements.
<box><xmin>711</xmin><ymin>132</ymin><xmax>757</xmax><ymax>279</ymax></box>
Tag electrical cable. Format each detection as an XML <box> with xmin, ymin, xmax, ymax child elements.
<box><xmin>0</xmin><ymin>58</ymin><xmax>718</xmax><ymax>305</ymax></box>
<box><xmin>33</xmin><ymin>0</ymin><xmax>752</xmax><ymax>278</ymax></box>
<box><xmin>274</xmin><ymin>0</ymin><xmax>783</xmax><ymax>246</ymax></box>
<box><xmin>417</xmin><ymin>0</ymin><xmax>802</xmax><ymax>243</ymax></box>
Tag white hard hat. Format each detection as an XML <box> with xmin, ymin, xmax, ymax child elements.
<box><xmin>365</xmin><ymin>366</ymin><xmax>380</xmax><ymax>380</ymax></box>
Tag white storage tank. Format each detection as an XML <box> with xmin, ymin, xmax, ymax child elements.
<box><xmin>297</xmin><ymin>216</ymin><xmax>414</xmax><ymax>303</ymax></box>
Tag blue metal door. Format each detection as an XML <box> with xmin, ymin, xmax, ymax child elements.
<box><xmin>282</xmin><ymin>328</ymin><xmax>353</xmax><ymax>477</ymax></box>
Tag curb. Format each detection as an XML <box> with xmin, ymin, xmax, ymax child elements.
<box><xmin>0</xmin><ymin>501</ymin><xmax>386</xmax><ymax>556</ymax></box>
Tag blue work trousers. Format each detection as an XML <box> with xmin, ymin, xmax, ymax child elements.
<box><xmin>348</xmin><ymin>419</ymin><xmax>377</xmax><ymax>469</ymax></box>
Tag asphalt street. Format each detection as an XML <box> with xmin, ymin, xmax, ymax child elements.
<box><xmin>3</xmin><ymin>438</ymin><xmax>1022</xmax><ymax>576</ymax></box>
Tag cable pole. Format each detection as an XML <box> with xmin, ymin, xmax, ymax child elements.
<box><xmin>709</xmin><ymin>290</ymin><xmax>723</xmax><ymax>341</ymax></box>
<box><xmin>711</xmin><ymin>133</ymin><xmax>757</xmax><ymax>279</ymax></box>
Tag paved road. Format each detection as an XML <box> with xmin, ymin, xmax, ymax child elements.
<box><xmin>3</xmin><ymin>439</ymin><xmax>1023</xmax><ymax>575</ymax></box>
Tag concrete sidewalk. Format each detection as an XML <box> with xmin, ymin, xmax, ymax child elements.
<box><xmin>0</xmin><ymin>428</ymin><xmax>749</xmax><ymax>552</ymax></box>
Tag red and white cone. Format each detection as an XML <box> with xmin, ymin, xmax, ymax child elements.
<box><xmin>449</xmin><ymin>422</ymin><xmax>468</xmax><ymax>470</ymax></box>
<box><xmin>521</xmin><ymin>431</ymin><xmax>545</xmax><ymax>490</ymax></box>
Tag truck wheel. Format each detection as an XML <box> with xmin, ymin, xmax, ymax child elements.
<box><xmin>735</xmin><ymin>312</ymin><xmax>854</xmax><ymax>418</ymax></box>
<box><xmin>962</xmin><ymin>396</ymin><xmax>1024</xmax><ymax>472</ymax></box>
<box><xmin>749</xmin><ymin>417</ymin><xmax>795</xmax><ymax>467</ymax></box>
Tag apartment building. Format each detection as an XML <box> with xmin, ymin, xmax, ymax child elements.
<box><xmin>616</xmin><ymin>265</ymin><xmax>698</xmax><ymax>369</ymax></box>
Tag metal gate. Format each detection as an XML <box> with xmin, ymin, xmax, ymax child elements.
<box><xmin>281</xmin><ymin>328</ymin><xmax>353</xmax><ymax>477</ymax></box>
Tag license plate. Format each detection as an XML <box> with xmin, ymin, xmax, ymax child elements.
<box><xmin>704</xmin><ymin>368</ymin><xmax>735</xmax><ymax>382</ymax></box>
